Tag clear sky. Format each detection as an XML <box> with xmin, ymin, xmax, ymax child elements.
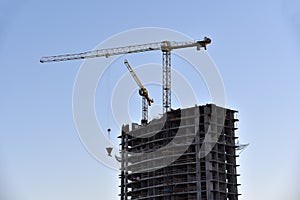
<box><xmin>1</xmin><ymin>0</ymin><xmax>300</xmax><ymax>200</ymax></box>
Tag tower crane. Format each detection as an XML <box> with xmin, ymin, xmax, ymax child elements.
<box><xmin>124</xmin><ymin>59</ymin><xmax>153</xmax><ymax>125</ymax></box>
<box><xmin>40</xmin><ymin>37</ymin><xmax>211</xmax><ymax>113</ymax></box>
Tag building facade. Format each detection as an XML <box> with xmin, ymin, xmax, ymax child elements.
<box><xmin>119</xmin><ymin>104</ymin><xmax>240</xmax><ymax>200</ymax></box>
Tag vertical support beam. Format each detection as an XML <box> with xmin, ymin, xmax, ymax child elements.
<box><xmin>162</xmin><ymin>50</ymin><xmax>171</xmax><ymax>113</ymax></box>
<box><xmin>195</xmin><ymin>106</ymin><xmax>202</xmax><ymax>200</ymax></box>
<box><xmin>124</xmin><ymin>133</ymin><xmax>129</xmax><ymax>200</ymax></box>
<box><xmin>120</xmin><ymin>130</ymin><xmax>125</xmax><ymax>200</ymax></box>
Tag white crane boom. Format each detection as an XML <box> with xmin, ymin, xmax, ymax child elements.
<box><xmin>40</xmin><ymin>37</ymin><xmax>211</xmax><ymax>63</ymax></box>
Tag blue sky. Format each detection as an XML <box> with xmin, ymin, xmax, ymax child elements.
<box><xmin>1</xmin><ymin>0</ymin><xmax>300</xmax><ymax>200</ymax></box>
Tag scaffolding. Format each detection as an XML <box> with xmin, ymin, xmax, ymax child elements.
<box><xmin>119</xmin><ymin>104</ymin><xmax>240</xmax><ymax>200</ymax></box>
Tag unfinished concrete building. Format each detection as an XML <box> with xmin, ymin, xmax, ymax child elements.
<box><xmin>119</xmin><ymin>104</ymin><xmax>240</xmax><ymax>200</ymax></box>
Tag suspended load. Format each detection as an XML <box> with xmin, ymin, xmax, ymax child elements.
<box><xmin>106</xmin><ymin>128</ymin><xmax>113</xmax><ymax>157</ymax></box>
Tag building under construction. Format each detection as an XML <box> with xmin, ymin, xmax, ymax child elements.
<box><xmin>38</xmin><ymin>33</ymin><xmax>240</xmax><ymax>200</ymax></box>
<box><xmin>119</xmin><ymin>104</ymin><xmax>240</xmax><ymax>200</ymax></box>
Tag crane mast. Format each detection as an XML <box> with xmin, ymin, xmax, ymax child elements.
<box><xmin>40</xmin><ymin>37</ymin><xmax>211</xmax><ymax>114</ymax></box>
<box><xmin>124</xmin><ymin>59</ymin><xmax>153</xmax><ymax>125</ymax></box>
<box><xmin>162</xmin><ymin>50</ymin><xmax>171</xmax><ymax>113</ymax></box>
